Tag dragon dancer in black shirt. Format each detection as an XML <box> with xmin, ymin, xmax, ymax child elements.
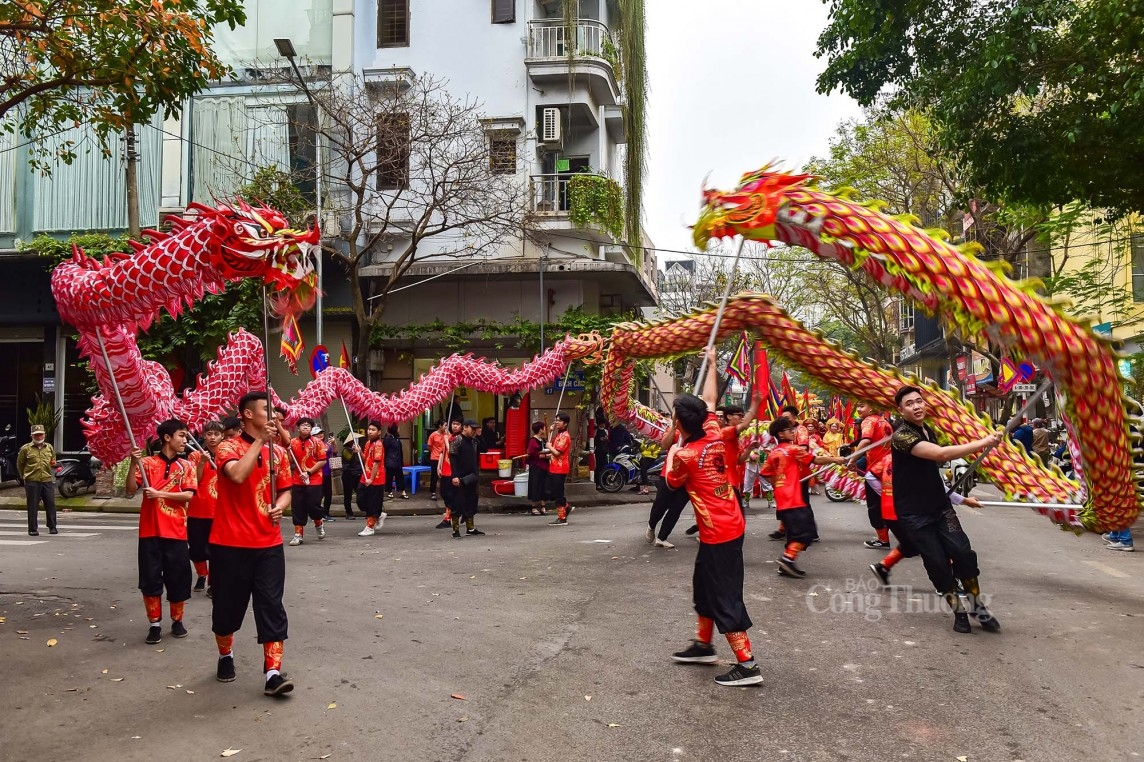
<box><xmin>890</xmin><ymin>386</ymin><xmax>1003</xmax><ymax>634</ymax></box>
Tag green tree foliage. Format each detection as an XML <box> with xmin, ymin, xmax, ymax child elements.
<box><xmin>1</xmin><ymin>0</ymin><xmax>245</xmax><ymax>167</ymax></box>
<box><xmin>815</xmin><ymin>0</ymin><xmax>1144</xmax><ymax>218</ymax></box>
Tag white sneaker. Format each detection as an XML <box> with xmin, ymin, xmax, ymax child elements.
<box><xmin>289</xmin><ymin>534</ymin><xmax>303</xmax><ymax>546</ymax></box>
<box><xmin>1101</xmin><ymin>533</ymin><xmax>1113</xmax><ymax>542</ymax></box>
<box><xmin>317</xmin><ymin>524</ymin><xmax>326</xmax><ymax>540</ymax></box>
<box><xmin>377</xmin><ymin>512</ymin><xmax>388</xmax><ymax>529</ymax></box>
<box><xmin>654</xmin><ymin>539</ymin><xmax>675</xmax><ymax>549</ymax></box>
<box><xmin>357</xmin><ymin>526</ymin><xmax>375</xmax><ymax>537</ymax></box>
<box><xmin>1106</xmin><ymin>542</ymin><xmax>1134</xmax><ymax>552</ymax></box>
<box><xmin>645</xmin><ymin>526</ymin><xmax>655</xmax><ymax>544</ymax></box>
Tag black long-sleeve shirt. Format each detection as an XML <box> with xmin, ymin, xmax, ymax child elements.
<box><xmin>450</xmin><ymin>435</ymin><xmax>480</xmax><ymax>484</ymax></box>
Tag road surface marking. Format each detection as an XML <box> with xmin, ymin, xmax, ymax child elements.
<box><xmin>0</xmin><ymin>530</ymin><xmax>100</xmax><ymax>537</ymax></box>
<box><xmin>1082</xmin><ymin>560</ymin><xmax>1130</xmax><ymax>578</ymax></box>
<box><xmin>0</xmin><ymin>540</ymin><xmax>48</xmax><ymax>546</ymax></box>
<box><xmin>0</xmin><ymin>522</ymin><xmax>135</xmax><ymax>531</ymax></box>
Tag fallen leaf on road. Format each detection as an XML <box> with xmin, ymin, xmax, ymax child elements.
<box><xmin>374</xmin><ymin>614</ymin><xmax>383</xmax><ymax>619</ymax></box>
<box><xmin>469</xmin><ymin>576</ymin><xmax>475</xmax><ymax>579</ymax></box>
<box><xmin>131</xmin><ymin>736</ymin><xmax>141</xmax><ymax>740</ymax></box>
<box><xmin>46</xmin><ymin>639</ymin><xmax>58</xmax><ymax>647</ymax></box>
<box><xmin>220</xmin><ymin>749</ymin><xmax>241</xmax><ymax>757</ymax></box>
<box><xmin>66</xmin><ymin>688</ymin><xmax>78</xmax><ymax>692</ymax></box>
<box><xmin>319</xmin><ymin>755</ymin><xmax>332</xmax><ymax>760</ymax></box>
<box><xmin>111</xmin><ymin>678</ymin><xmax>124</xmax><ymax>682</ymax></box>
<box><xmin>607</xmin><ymin>723</ymin><xmax>621</xmax><ymax>728</ymax></box>
<box><xmin>155</xmin><ymin>649</ymin><xmax>164</xmax><ymax>652</ymax></box>
<box><xmin>167</xmin><ymin>685</ymin><xmax>177</xmax><ymax>690</ymax></box>
<box><xmin>0</xmin><ymin>616</ymin><xmax>5</xmax><ymax>623</ymax></box>
<box><xmin>956</xmin><ymin>757</ymin><xmax>968</xmax><ymax>762</ymax></box>
<box><xmin>327</xmin><ymin>703</ymin><xmax>337</xmax><ymax>710</ymax></box>
<box><xmin>584</xmin><ymin>695</ymin><xmax>592</xmax><ymax>701</ymax></box>
<box><xmin>186</xmin><ymin>690</ymin><xmax>194</xmax><ymax>694</ymax></box>
<box><xmin>17</xmin><ymin>630</ymin><xmax>28</xmax><ymax>634</ymax></box>
<box><xmin>101</xmin><ymin>669</ymin><xmax>108</xmax><ymax>674</ymax></box>
<box><xmin>18</xmin><ymin>636</ymin><xmax>29</xmax><ymax>640</ymax></box>
<box><xmin>450</xmin><ymin>694</ymin><xmax>466</xmax><ymax>701</ymax></box>
<box><xmin>457</xmin><ymin>717</ymin><xmax>468</xmax><ymax>723</ymax></box>
<box><xmin>519</xmin><ymin>577</ymin><xmax>527</xmax><ymax>580</ymax></box>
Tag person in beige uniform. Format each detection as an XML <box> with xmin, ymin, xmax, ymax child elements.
<box><xmin>17</xmin><ymin>425</ymin><xmax>57</xmax><ymax>536</ymax></box>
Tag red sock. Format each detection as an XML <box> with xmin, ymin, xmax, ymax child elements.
<box><xmin>784</xmin><ymin>541</ymin><xmax>806</xmax><ymax>560</ymax></box>
<box><xmin>876</xmin><ymin>527</ymin><xmax>890</xmax><ymax>543</ymax></box>
<box><xmin>215</xmin><ymin>633</ymin><xmax>234</xmax><ymax>657</ymax></box>
<box><xmin>443</xmin><ymin>508</ymin><xmax>452</xmax><ymax>521</ymax></box>
<box><xmin>558</xmin><ymin>505</ymin><xmax>567</xmax><ymax>521</ymax></box>
<box><xmin>263</xmin><ymin>641</ymin><xmax>283</xmax><ymax>673</ymax></box>
<box><xmin>193</xmin><ymin>561</ymin><xmax>209</xmax><ymax>578</ymax></box>
<box><xmin>143</xmin><ymin>595</ymin><xmax>162</xmax><ymax>623</ymax></box>
<box><xmin>725</xmin><ymin>631</ymin><xmax>753</xmax><ymax>663</ymax></box>
<box><xmin>295</xmin><ymin>525</ymin><xmax>304</xmax><ymax>537</ymax></box>
<box><xmin>314</xmin><ymin>518</ymin><xmax>322</xmax><ymax>527</ymax></box>
<box><xmin>882</xmin><ymin>547</ymin><xmax>904</xmax><ymax>569</ymax></box>
<box><xmin>696</xmin><ymin>616</ymin><xmax>714</xmax><ymax>644</ymax></box>
<box><xmin>169</xmin><ymin>600</ymin><xmax>184</xmax><ymax>622</ymax></box>
<box><xmin>366</xmin><ymin>516</ymin><xmax>377</xmax><ymax>529</ymax></box>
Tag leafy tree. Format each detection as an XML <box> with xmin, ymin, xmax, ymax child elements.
<box><xmin>815</xmin><ymin>0</ymin><xmax>1144</xmax><ymax>218</ymax></box>
<box><xmin>1</xmin><ymin>0</ymin><xmax>244</xmax><ymax>166</ymax></box>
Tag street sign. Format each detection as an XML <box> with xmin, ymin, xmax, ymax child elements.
<box><xmin>42</xmin><ymin>377</ymin><xmax>55</xmax><ymax>393</ymax></box>
<box><xmin>1011</xmin><ymin>383</ymin><xmax>1036</xmax><ymax>393</ymax></box>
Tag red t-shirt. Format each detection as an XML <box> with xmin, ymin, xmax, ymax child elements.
<box><xmin>548</xmin><ymin>431</ymin><xmax>571</xmax><ymax>475</ymax></box>
<box><xmin>759</xmin><ymin>442</ymin><xmax>814</xmax><ymax>511</ymax></box>
<box><xmin>860</xmin><ymin>415</ymin><xmax>893</xmax><ymax>470</ymax></box>
<box><xmin>438</xmin><ymin>433</ymin><xmax>454</xmax><ymax>477</ymax></box>
<box><xmin>289</xmin><ymin>435</ymin><xmax>326</xmax><ymax>487</ymax></box>
<box><xmin>360</xmin><ymin>439</ymin><xmax>387</xmax><ymax>486</ymax></box>
<box><xmin>211</xmin><ymin>434</ymin><xmax>292</xmax><ymax>549</ymax></box>
<box><xmin>721</xmin><ymin>426</ymin><xmax>743</xmax><ymax>491</ymax></box>
<box><xmin>795</xmin><ymin>424</ymin><xmax>810</xmax><ymax>449</ymax></box>
<box><xmin>136</xmin><ymin>454</ymin><xmax>197</xmax><ymax>539</ymax></box>
<box><xmin>187</xmin><ymin>449</ymin><xmax>218</xmax><ymax>520</ymax></box>
<box><xmin>665</xmin><ymin>426</ymin><xmax>744</xmax><ymax>544</ymax></box>
<box><xmin>428</xmin><ymin>431</ymin><xmax>447</xmax><ymax>462</ymax></box>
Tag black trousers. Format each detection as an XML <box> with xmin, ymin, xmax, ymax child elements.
<box><xmin>594</xmin><ymin>452</ymin><xmax>610</xmax><ymax>488</ymax></box>
<box><xmin>138</xmin><ymin>537</ymin><xmax>192</xmax><ymax>602</ymax></box>
<box><xmin>896</xmin><ymin>508</ymin><xmax>980</xmax><ymax>593</ymax></box>
<box><xmin>884</xmin><ymin>518</ymin><xmax>919</xmax><ymax>558</ymax></box>
<box><xmin>779</xmin><ymin>506</ymin><xmax>817</xmax><ymax>545</ymax></box>
<box><xmin>865</xmin><ymin>485</ymin><xmax>887</xmax><ymax>531</ymax></box>
<box><xmin>359</xmin><ymin>484</ymin><xmax>385</xmax><ymax>518</ymax></box>
<box><xmin>291</xmin><ymin>484</ymin><xmax>324</xmax><ymax>527</ymax></box>
<box><xmin>429</xmin><ymin>463</ymin><xmax>439</xmax><ymax>495</ymax></box>
<box><xmin>455</xmin><ymin>484</ymin><xmax>479</xmax><ymax>518</ymax></box>
<box><xmin>321</xmin><ymin>477</ymin><xmax>332</xmax><ymax>516</ymax></box>
<box><xmin>547</xmin><ymin>472</ymin><xmax>568</xmax><ymax>507</ymax></box>
<box><xmin>187</xmin><ymin>517</ymin><xmax>212</xmax><ymax>563</ymax></box>
<box><xmin>386</xmin><ymin>466</ymin><xmax>407</xmax><ymax>494</ymax></box>
<box><xmin>209</xmin><ymin>543</ymin><xmax>288</xmax><ymax>643</ymax></box>
<box><xmin>693</xmin><ymin>534</ymin><xmax>752</xmax><ymax>633</ymax></box>
<box><xmin>649</xmin><ymin>482</ymin><xmax>690</xmax><ymax>541</ymax></box>
<box><xmin>24</xmin><ymin>481</ymin><xmax>57</xmax><ymax>532</ymax></box>
<box><xmin>342</xmin><ymin>469</ymin><xmax>361</xmax><ymax>516</ymax></box>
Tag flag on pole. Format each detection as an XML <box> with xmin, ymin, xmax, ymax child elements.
<box><xmin>280</xmin><ymin>314</ymin><xmax>304</xmax><ymax>374</ymax></box>
<box><xmin>781</xmin><ymin>371</ymin><xmax>798</xmax><ymax>412</ymax></box>
<box><xmin>752</xmin><ymin>341</ymin><xmax>771</xmax><ymax>398</ymax></box>
<box><xmin>726</xmin><ymin>332</ymin><xmax>752</xmax><ymax>384</ymax></box>
<box><xmin>998</xmin><ymin>358</ymin><xmax>1018</xmax><ymax>393</ymax></box>
<box><xmin>768</xmin><ymin>378</ymin><xmax>783</xmax><ymax>419</ymax></box>
<box><xmin>339</xmin><ymin>341</ymin><xmax>351</xmax><ymax>369</ymax></box>
<box><xmin>802</xmin><ymin>388</ymin><xmax>810</xmax><ymax>416</ymax></box>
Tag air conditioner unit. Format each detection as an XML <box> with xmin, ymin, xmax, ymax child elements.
<box><xmin>540</xmin><ymin>108</ymin><xmax>562</xmax><ymax>145</ymax></box>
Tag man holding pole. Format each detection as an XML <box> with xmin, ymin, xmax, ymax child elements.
<box><xmin>890</xmin><ymin>386</ymin><xmax>1003</xmax><ymax>635</ymax></box>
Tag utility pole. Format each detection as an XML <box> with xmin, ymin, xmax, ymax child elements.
<box><xmin>124</xmin><ymin>125</ymin><xmax>141</xmax><ymax>238</ymax></box>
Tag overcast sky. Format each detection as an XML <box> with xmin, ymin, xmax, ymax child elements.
<box><xmin>643</xmin><ymin>1</ymin><xmax>863</xmax><ymax>259</ymax></box>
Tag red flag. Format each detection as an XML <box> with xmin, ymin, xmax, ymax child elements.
<box><xmin>781</xmin><ymin>371</ymin><xmax>797</xmax><ymax>412</ymax></box>
<box><xmin>339</xmin><ymin>341</ymin><xmax>351</xmax><ymax>369</ymax></box>
<box><xmin>802</xmin><ymin>388</ymin><xmax>809</xmax><ymax>416</ymax></box>
<box><xmin>726</xmin><ymin>332</ymin><xmax>751</xmax><ymax>384</ymax></box>
<box><xmin>751</xmin><ymin>341</ymin><xmax>771</xmax><ymax>400</ymax></box>
<box><xmin>279</xmin><ymin>314</ymin><xmax>303</xmax><ymax>374</ymax></box>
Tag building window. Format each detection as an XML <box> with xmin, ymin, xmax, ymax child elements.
<box><xmin>377</xmin><ymin>0</ymin><xmax>409</xmax><ymax>47</ymax></box>
<box><xmin>489</xmin><ymin>136</ymin><xmax>516</xmax><ymax>175</ymax></box>
<box><xmin>377</xmin><ymin>112</ymin><xmax>410</xmax><ymax>190</ymax></box>
<box><xmin>1133</xmin><ymin>234</ymin><xmax>1144</xmax><ymax>302</ymax></box>
<box><xmin>492</xmin><ymin>0</ymin><xmax>515</xmax><ymax>23</ymax></box>
<box><xmin>898</xmin><ymin>300</ymin><xmax>915</xmax><ymax>332</ymax></box>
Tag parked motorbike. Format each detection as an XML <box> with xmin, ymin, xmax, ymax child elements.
<box><xmin>943</xmin><ymin>457</ymin><xmax>975</xmax><ymax>492</ymax></box>
<box><xmin>0</xmin><ymin>424</ymin><xmax>23</xmax><ymax>485</ymax></box>
<box><xmin>56</xmin><ymin>446</ymin><xmax>101</xmax><ymax>498</ymax></box>
<box><xmin>600</xmin><ymin>445</ymin><xmax>664</xmax><ymax>493</ymax></box>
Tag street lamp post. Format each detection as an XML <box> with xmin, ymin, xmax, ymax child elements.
<box><xmin>274</xmin><ymin>37</ymin><xmax>324</xmax><ymax>345</ymax></box>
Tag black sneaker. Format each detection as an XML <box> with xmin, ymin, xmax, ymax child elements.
<box><xmin>264</xmin><ymin>673</ymin><xmax>294</xmax><ymax>696</ymax></box>
<box><xmin>972</xmin><ymin>603</ymin><xmax>1001</xmax><ymax>632</ymax></box>
<box><xmin>869</xmin><ymin>562</ymin><xmax>890</xmax><ymax>586</ymax></box>
<box><xmin>466</xmin><ymin>528</ymin><xmax>486</xmax><ymax>536</ymax></box>
<box><xmin>549</xmin><ymin>518</ymin><xmax>568</xmax><ymax>526</ymax></box>
<box><xmin>145</xmin><ymin>625</ymin><xmax>162</xmax><ymax>645</ymax></box>
<box><xmin>452</xmin><ymin>530</ymin><xmax>462</xmax><ymax>539</ymax></box>
<box><xmin>684</xmin><ymin>524</ymin><xmax>699</xmax><ymax>536</ymax></box>
<box><xmin>194</xmin><ymin>576</ymin><xmax>207</xmax><ymax>592</ymax></box>
<box><xmin>671</xmin><ymin>640</ymin><xmax>718</xmax><ymax>664</ymax></box>
<box><xmin>205</xmin><ymin>586</ymin><xmax>212</xmax><ymax>599</ymax></box>
<box><xmin>436</xmin><ymin>520</ymin><xmax>451</xmax><ymax>529</ymax></box>
<box><xmin>430</xmin><ymin>493</ymin><xmax>437</xmax><ymax>500</ymax></box>
<box><xmin>714</xmin><ymin>662</ymin><xmax>763</xmax><ymax>687</ymax></box>
<box><xmin>953</xmin><ymin>612</ymin><xmax>972</xmax><ymax>633</ymax></box>
<box><xmin>171</xmin><ymin>620</ymin><xmax>188</xmax><ymax>638</ymax></box>
<box><xmin>49</xmin><ymin>528</ymin><xmax>58</xmax><ymax>535</ymax></box>
<box><xmin>776</xmin><ymin>556</ymin><xmax>806</xmax><ymax>578</ymax></box>
<box><xmin>345</xmin><ymin>514</ymin><xmax>357</xmax><ymax>520</ymax></box>
<box><xmin>863</xmin><ymin>539</ymin><xmax>890</xmax><ymax>549</ymax></box>
<box><xmin>216</xmin><ymin>655</ymin><xmax>236</xmax><ymax>682</ymax></box>
<box><xmin>767</xmin><ymin>530</ymin><xmax>785</xmax><ymax>541</ymax></box>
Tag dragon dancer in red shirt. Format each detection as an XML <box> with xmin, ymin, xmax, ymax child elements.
<box><xmin>356</xmin><ymin>422</ymin><xmax>388</xmax><ymax>536</ymax></box>
<box><xmin>854</xmin><ymin>401</ymin><xmax>895</xmax><ymax>549</ymax></box>
<box><xmin>210</xmin><ymin>392</ymin><xmax>294</xmax><ymax>697</ymax></box>
<box><xmin>760</xmin><ymin>417</ymin><xmax>846</xmax><ymax>578</ymax></box>
<box><xmin>126</xmin><ymin>419</ymin><xmax>197</xmax><ymax>646</ymax></box>
<box><xmin>666</xmin><ymin>348</ymin><xmax>762</xmax><ymax>687</ymax></box>
<box><xmin>287</xmin><ymin>417</ymin><xmax>328</xmax><ymax>546</ymax></box>
<box><xmin>188</xmin><ymin>420</ymin><xmax>224</xmax><ymax>596</ymax></box>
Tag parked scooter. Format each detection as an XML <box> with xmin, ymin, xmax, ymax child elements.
<box><xmin>943</xmin><ymin>457</ymin><xmax>975</xmax><ymax>492</ymax></box>
<box><xmin>599</xmin><ymin>445</ymin><xmax>665</xmax><ymax>493</ymax></box>
<box><xmin>56</xmin><ymin>446</ymin><xmax>101</xmax><ymax>498</ymax></box>
<box><xmin>0</xmin><ymin>424</ymin><xmax>22</xmax><ymax>485</ymax></box>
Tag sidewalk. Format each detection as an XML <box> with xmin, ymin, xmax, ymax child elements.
<box><xmin>0</xmin><ymin>481</ymin><xmax>651</xmax><ymax>517</ymax></box>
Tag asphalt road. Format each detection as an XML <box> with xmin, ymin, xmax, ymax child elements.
<box><xmin>0</xmin><ymin>491</ymin><xmax>1140</xmax><ymax>762</ymax></box>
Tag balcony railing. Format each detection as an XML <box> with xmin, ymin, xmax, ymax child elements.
<box><xmin>530</xmin><ymin>173</ymin><xmax>574</xmax><ymax>213</ymax></box>
<box><xmin>527</xmin><ymin>19</ymin><xmax>617</xmax><ymax>64</ymax></box>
